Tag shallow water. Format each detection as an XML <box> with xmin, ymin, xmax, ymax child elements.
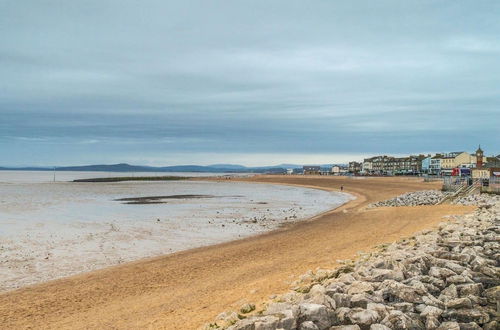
<box><xmin>0</xmin><ymin>172</ymin><xmax>353</xmax><ymax>291</ymax></box>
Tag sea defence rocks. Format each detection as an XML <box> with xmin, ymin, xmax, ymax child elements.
<box><xmin>368</xmin><ymin>190</ymin><xmax>450</xmax><ymax>208</ymax></box>
<box><xmin>208</xmin><ymin>194</ymin><xmax>499</xmax><ymax>330</ymax></box>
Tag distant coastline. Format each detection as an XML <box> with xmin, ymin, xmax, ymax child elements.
<box><xmin>73</xmin><ymin>176</ymin><xmax>190</xmax><ymax>182</ymax></box>
<box><xmin>0</xmin><ymin>163</ymin><xmax>310</xmax><ymax>174</ymax></box>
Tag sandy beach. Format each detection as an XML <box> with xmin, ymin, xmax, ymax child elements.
<box><xmin>0</xmin><ymin>176</ymin><xmax>475</xmax><ymax>329</ymax></box>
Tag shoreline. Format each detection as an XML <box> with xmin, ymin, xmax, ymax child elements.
<box><xmin>0</xmin><ymin>176</ymin><xmax>475</xmax><ymax>329</ymax></box>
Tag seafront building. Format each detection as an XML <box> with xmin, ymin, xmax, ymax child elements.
<box><xmin>355</xmin><ymin>146</ymin><xmax>499</xmax><ymax>177</ymax></box>
<box><xmin>302</xmin><ymin>165</ymin><xmax>320</xmax><ymax>175</ymax></box>
<box><xmin>348</xmin><ymin>161</ymin><xmax>362</xmax><ymax>174</ymax></box>
<box><xmin>429</xmin><ymin>155</ymin><xmax>443</xmax><ymax>175</ymax></box>
<box><xmin>297</xmin><ymin>146</ymin><xmax>499</xmax><ymax>177</ymax></box>
<box><xmin>360</xmin><ymin>155</ymin><xmax>426</xmax><ymax>175</ymax></box>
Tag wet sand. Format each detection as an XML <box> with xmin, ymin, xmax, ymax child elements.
<box><xmin>1</xmin><ymin>180</ymin><xmax>345</xmax><ymax>292</ymax></box>
<box><xmin>0</xmin><ymin>176</ymin><xmax>475</xmax><ymax>329</ymax></box>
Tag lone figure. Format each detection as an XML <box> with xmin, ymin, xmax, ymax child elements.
<box><xmin>340</xmin><ymin>185</ymin><xmax>344</xmax><ymax>192</ymax></box>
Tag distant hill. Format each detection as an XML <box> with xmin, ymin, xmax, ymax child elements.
<box><xmin>0</xmin><ymin>163</ymin><xmax>350</xmax><ymax>173</ymax></box>
<box><xmin>208</xmin><ymin>164</ymin><xmax>248</xmax><ymax>170</ymax></box>
<box><xmin>0</xmin><ymin>163</ymin><xmax>291</xmax><ymax>174</ymax></box>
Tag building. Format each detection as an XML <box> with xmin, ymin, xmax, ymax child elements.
<box><xmin>303</xmin><ymin>165</ymin><xmax>320</xmax><ymax>175</ymax></box>
<box><xmin>429</xmin><ymin>155</ymin><xmax>442</xmax><ymax>175</ymax></box>
<box><xmin>472</xmin><ymin>165</ymin><xmax>500</xmax><ymax>179</ymax></box>
<box><xmin>362</xmin><ymin>157</ymin><xmax>375</xmax><ymax>174</ymax></box>
<box><xmin>440</xmin><ymin>151</ymin><xmax>481</xmax><ymax>170</ymax></box>
<box><xmin>360</xmin><ymin>154</ymin><xmax>426</xmax><ymax>175</ymax></box>
<box><xmin>348</xmin><ymin>161</ymin><xmax>362</xmax><ymax>174</ymax></box>
<box><xmin>421</xmin><ymin>156</ymin><xmax>432</xmax><ymax>174</ymax></box>
<box><xmin>470</xmin><ymin>146</ymin><xmax>499</xmax><ymax>179</ymax></box>
<box><xmin>486</xmin><ymin>157</ymin><xmax>500</xmax><ymax>167</ymax></box>
<box><xmin>475</xmin><ymin>146</ymin><xmax>484</xmax><ymax>168</ymax></box>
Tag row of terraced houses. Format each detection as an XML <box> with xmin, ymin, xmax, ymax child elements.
<box><xmin>348</xmin><ymin>146</ymin><xmax>500</xmax><ymax>178</ymax></box>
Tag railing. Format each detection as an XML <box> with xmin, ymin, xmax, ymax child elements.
<box><xmin>423</xmin><ymin>175</ymin><xmax>444</xmax><ymax>182</ymax></box>
<box><xmin>442</xmin><ymin>176</ymin><xmax>500</xmax><ymax>194</ymax></box>
<box><xmin>481</xmin><ymin>176</ymin><xmax>500</xmax><ymax>194</ymax></box>
<box><xmin>442</xmin><ymin>176</ymin><xmax>468</xmax><ymax>192</ymax></box>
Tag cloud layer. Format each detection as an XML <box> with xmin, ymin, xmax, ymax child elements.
<box><xmin>1</xmin><ymin>1</ymin><xmax>499</xmax><ymax>166</ymax></box>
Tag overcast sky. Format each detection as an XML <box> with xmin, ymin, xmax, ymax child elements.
<box><xmin>1</xmin><ymin>1</ymin><xmax>499</xmax><ymax>166</ymax></box>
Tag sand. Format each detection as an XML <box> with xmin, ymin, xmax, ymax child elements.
<box><xmin>0</xmin><ymin>176</ymin><xmax>475</xmax><ymax>329</ymax></box>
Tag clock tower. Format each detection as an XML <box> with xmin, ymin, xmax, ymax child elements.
<box><xmin>475</xmin><ymin>145</ymin><xmax>484</xmax><ymax>168</ymax></box>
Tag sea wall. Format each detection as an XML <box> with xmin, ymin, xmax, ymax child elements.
<box><xmin>208</xmin><ymin>194</ymin><xmax>499</xmax><ymax>330</ymax></box>
<box><xmin>368</xmin><ymin>190</ymin><xmax>451</xmax><ymax>208</ymax></box>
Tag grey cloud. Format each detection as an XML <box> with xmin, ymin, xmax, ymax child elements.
<box><xmin>1</xmin><ymin>1</ymin><xmax>499</xmax><ymax>165</ymax></box>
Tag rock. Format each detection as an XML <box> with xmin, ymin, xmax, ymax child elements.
<box><xmin>391</xmin><ymin>302</ymin><xmax>414</xmax><ymax>313</ymax></box>
<box><xmin>428</xmin><ymin>266</ymin><xmax>457</xmax><ymax>279</ymax></box>
<box><xmin>333</xmin><ymin>307</ymin><xmax>351</xmax><ymax>325</ymax></box>
<box><xmin>254</xmin><ymin>316</ymin><xmax>280</xmax><ymax>330</ymax></box>
<box><xmin>420</xmin><ymin>305</ymin><xmax>443</xmax><ymax>318</ymax></box>
<box><xmin>337</xmin><ymin>274</ymin><xmax>356</xmax><ymax>285</ymax></box>
<box><xmin>483</xmin><ymin>286</ymin><xmax>499</xmax><ymax>306</ymax></box>
<box><xmin>436</xmin><ymin>321</ymin><xmax>460</xmax><ymax>330</ymax></box>
<box><xmin>458</xmin><ymin>283</ymin><xmax>483</xmax><ymax>297</ymax></box>
<box><xmin>300</xmin><ymin>321</ymin><xmax>319</xmax><ymax>330</ymax></box>
<box><xmin>420</xmin><ymin>305</ymin><xmax>443</xmax><ymax>330</ymax></box>
<box><xmin>442</xmin><ymin>308</ymin><xmax>490</xmax><ymax>324</ymax></box>
<box><xmin>378</xmin><ymin>280</ymin><xmax>423</xmax><ymax>303</ymax></box>
<box><xmin>439</xmin><ymin>284</ymin><xmax>458</xmax><ymax>301</ymax></box>
<box><xmin>367</xmin><ymin>269</ymin><xmax>405</xmax><ymax>282</ymax></box>
<box><xmin>366</xmin><ymin>303</ymin><xmax>391</xmax><ymax>320</ymax></box>
<box><xmin>217</xmin><ymin>311</ymin><xmax>239</xmax><ymax>321</ymax></box>
<box><xmin>369</xmin><ymin>325</ymin><xmax>391</xmax><ymax>330</ymax></box>
<box><xmin>350</xmin><ymin>293</ymin><xmax>376</xmax><ymax>308</ymax></box>
<box><xmin>422</xmin><ymin>294</ymin><xmax>446</xmax><ymax>309</ymax></box>
<box><xmin>332</xmin><ymin>293</ymin><xmax>351</xmax><ymax>308</ymax></box>
<box><xmin>446</xmin><ymin>297</ymin><xmax>473</xmax><ymax>309</ymax></box>
<box><xmin>240</xmin><ymin>303</ymin><xmax>256</xmax><ymax>314</ymax></box>
<box><xmin>325</xmin><ymin>283</ymin><xmax>345</xmax><ymax>296</ymax></box>
<box><xmin>347</xmin><ymin>281</ymin><xmax>375</xmax><ymax>295</ymax></box>
<box><xmin>265</xmin><ymin>302</ymin><xmax>298</xmax><ymax>316</ymax></box>
<box><xmin>228</xmin><ymin>319</ymin><xmax>256</xmax><ymax>330</ymax></box>
<box><xmin>329</xmin><ymin>326</ymin><xmax>361</xmax><ymax>330</ymax></box>
<box><xmin>298</xmin><ymin>303</ymin><xmax>333</xmax><ymax>330</ymax></box>
<box><xmin>276</xmin><ymin>309</ymin><xmax>297</xmax><ymax>330</ymax></box>
<box><xmin>447</xmin><ymin>275</ymin><xmax>472</xmax><ymax>285</ymax></box>
<box><xmin>347</xmin><ymin>308</ymin><xmax>380</xmax><ymax>328</ymax></box>
<box><xmin>458</xmin><ymin>322</ymin><xmax>482</xmax><ymax>330</ymax></box>
<box><xmin>381</xmin><ymin>310</ymin><xmax>424</xmax><ymax>329</ymax></box>
<box><xmin>483</xmin><ymin>320</ymin><xmax>499</xmax><ymax>330</ymax></box>
<box><xmin>306</xmin><ymin>290</ymin><xmax>336</xmax><ymax>309</ymax></box>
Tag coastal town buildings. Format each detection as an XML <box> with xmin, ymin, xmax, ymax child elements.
<box><xmin>361</xmin><ymin>155</ymin><xmax>426</xmax><ymax>175</ymax></box>
<box><xmin>471</xmin><ymin>146</ymin><xmax>500</xmax><ymax>179</ymax></box>
<box><xmin>348</xmin><ymin>161</ymin><xmax>362</xmax><ymax>174</ymax></box>
<box><xmin>362</xmin><ymin>157</ymin><xmax>374</xmax><ymax>174</ymax></box>
<box><xmin>429</xmin><ymin>155</ymin><xmax>443</xmax><ymax>175</ymax></box>
<box><xmin>421</xmin><ymin>156</ymin><xmax>432</xmax><ymax>174</ymax></box>
<box><xmin>303</xmin><ymin>165</ymin><xmax>320</xmax><ymax>175</ymax></box>
<box><xmin>440</xmin><ymin>151</ymin><xmax>479</xmax><ymax>174</ymax></box>
<box><xmin>299</xmin><ymin>146</ymin><xmax>499</xmax><ymax>177</ymax></box>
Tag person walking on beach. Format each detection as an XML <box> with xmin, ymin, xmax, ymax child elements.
<box><xmin>340</xmin><ymin>185</ymin><xmax>344</xmax><ymax>192</ymax></box>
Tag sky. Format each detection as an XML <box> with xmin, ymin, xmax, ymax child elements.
<box><xmin>1</xmin><ymin>1</ymin><xmax>499</xmax><ymax>166</ymax></box>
